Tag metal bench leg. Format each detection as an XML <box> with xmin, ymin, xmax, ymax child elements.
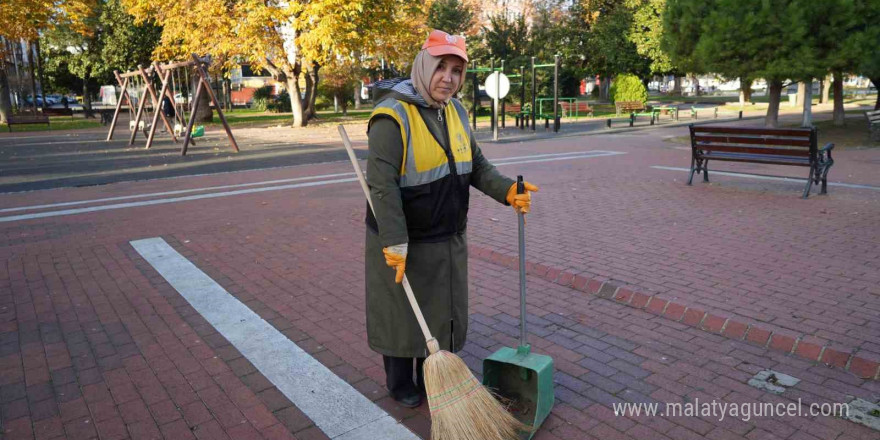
<box><xmin>820</xmin><ymin>164</ymin><xmax>831</xmax><ymax>195</ymax></box>
<box><xmin>703</xmin><ymin>160</ymin><xmax>709</xmax><ymax>182</ymax></box>
<box><xmin>687</xmin><ymin>157</ymin><xmax>697</xmax><ymax>185</ymax></box>
<box><xmin>802</xmin><ymin>168</ymin><xmax>814</xmax><ymax>198</ymax></box>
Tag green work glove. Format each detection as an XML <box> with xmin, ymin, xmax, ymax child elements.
<box><xmin>506</xmin><ymin>181</ymin><xmax>539</xmax><ymax>214</ymax></box>
<box><xmin>382</xmin><ymin>243</ymin><xmax>408</xmax><ymax>284</ymax></box>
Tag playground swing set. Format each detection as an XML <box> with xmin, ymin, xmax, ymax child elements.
<box><xmin>106</xmin><ymin>54</ymin><xmax>238</xmax><ymax>156</ymax></box>
<box><xmin>467</xmin><ymin>55</ymin><xmax>595</xmax><ymax>135</ymax></box>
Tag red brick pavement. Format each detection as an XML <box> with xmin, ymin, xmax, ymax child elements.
<box><xmin>1</xmin><ymin>114</ymin><xmax>878</xmax><ymax>439</ymax></box>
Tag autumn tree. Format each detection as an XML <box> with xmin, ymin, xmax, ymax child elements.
<box><xmin>0</xmin><ymin>0</ymin><xmax>92</xmax><ymax>122</ymax></box>
<box><xmin>124</xmin><ymin>0</ymin><xmax>425</xmax><ymax>127</ymax></box>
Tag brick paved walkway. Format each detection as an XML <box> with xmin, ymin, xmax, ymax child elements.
<box><xmin>1</xmin><ymin>111</ymin><xmax>878</xmax><ymax>439</ymax></box>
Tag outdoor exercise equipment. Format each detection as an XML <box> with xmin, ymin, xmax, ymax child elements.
<box><xmin>483</xmin><ymin>175</ymin><xmax>555</xmax><ymax>439</ymax></box>
<box><xmin>529</xmin><ymin>55</ymin><xmax>560</xmax><ymax>132</ymax></box>
<box><xmin>467</xmin><ymin>61</ymin><xmax>502</xmax><ymax>132</ymax></box>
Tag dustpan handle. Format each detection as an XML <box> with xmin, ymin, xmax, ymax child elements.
<box><xmin>338</xmin><ymin>125</ymin><xmax>440</xmax><ymax>355</ymax></box>
<box><xmin>517</xmin><ymin>176</ymin><xmax>528</xmax><ymax>348</ymax></box>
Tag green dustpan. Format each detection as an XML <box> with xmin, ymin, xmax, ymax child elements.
<box><xmin>483</xmin><ymin>176</ymin><xmax>555</xmax><ymax>439</ymax></box>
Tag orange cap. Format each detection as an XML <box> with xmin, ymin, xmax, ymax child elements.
<box><xmin>421</xmin><ymin>30</ymin><xmax>468</xmax><ymax>63</ymax></box>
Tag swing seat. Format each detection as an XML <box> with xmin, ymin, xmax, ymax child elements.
<box><xmin>191</xmin><ymin>125</ymin><xmax>205</xmax><ymax>138</ymax></box>
<box><xmin>173</xmin><ymin>123</ymin><xmax>184</xmax><ymax>137</ymax></box>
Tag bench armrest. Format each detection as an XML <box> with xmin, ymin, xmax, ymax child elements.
<box><xmin>820</xmin><ymin>142</ymin><xmax>834</xmax><ymax>152</ymax></box>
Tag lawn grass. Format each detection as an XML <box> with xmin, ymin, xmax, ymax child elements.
<box><xmin>663</xmin><ymin>117</ymin><xmax>879</xmax><ymax>149</ymax></box>
<box><xmin>212</xmin><ymin>108</ymin><xmax>375</xmax><ymax>127</ymax></box>
<box><xmin>1</xmin><ymin>116</ymin><xmax>102</xmax><ymax>132</ymax></box>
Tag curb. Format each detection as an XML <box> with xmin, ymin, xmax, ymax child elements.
<box><xmin>470</xmin><ymin>245</ymin><xmax>880</xmax><ymax>381</ymax></box>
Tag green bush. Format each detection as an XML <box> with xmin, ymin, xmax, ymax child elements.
<box><xmin>268</xmin><ymin>90</ymin><xmax>291</xmax><ymax>113</ymax></box>
<box><xmin>609</xmin><ymin>74</ymin><xmax>647</xmax><ymax>104</ymax></box>
<box><xmin>252</xmin><ymin>85</ymin><xmax>274</xmax><ymax>111</ymax></box>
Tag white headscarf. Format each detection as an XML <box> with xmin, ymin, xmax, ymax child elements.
<box><xmin>411</xmin><ymin>50</ymin><xmax>465</xmax><ymax>109</ymax></box>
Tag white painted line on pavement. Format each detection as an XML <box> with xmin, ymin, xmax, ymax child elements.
<box><xmin>0</xmin><ymin>172</ymin><xmax>354</xmax><ymax>213</ymax></box>
<box><xmin>0</xmin><ymin>151</ymin><xmax>622</xmax><ymax>222</ymax></box>
<box><xmin>130</xmin><ymin>237</ymin><xmax>420</xmax><ymax>440</ymax></box>
<box><xmin>495</xmin><ymin>151</ymin><xmax>625</xmax><ymax>166</ymax></box>
<box><xmin>652</xmin><ymin>166</ymin><xmax>880</xmax><ymax>191</ymax></box>
<box><xmin>0</xmin><ymin>178</ymin><xmax>357</xmax><ymax>223</ymax></box>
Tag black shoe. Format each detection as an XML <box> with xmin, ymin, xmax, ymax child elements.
<box><xmin>391</xmin><ymin>388</ymin><xmax>422</xmax><ymax>408</ymax></box>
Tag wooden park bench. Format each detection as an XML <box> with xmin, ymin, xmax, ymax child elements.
<box><xmin>866</xmin><ymin>109</ymin><xmax>880</xmax><ymax>141</ymax></box>
<box><xmin>687</xmin><ymin>125</ymin><xmax>834</xmax><ymax>198</ymax></box>
<box><xmin>5</xmin><ymin>114</ymin><xmax>50</xmax><ymax>132</ymax></box>
<box><xmin>559</xmin><ymin>101</ymin><xmax>594</xmax><ymax>118</ymax></box>
<box><xmin>615</xmin><ymin>100</ymin><xmax>645</xmax><ymax>115</ymax></box>
<box><xmin>42</xmin><ymin>107</ymin><xmax>74</xmax><ymax>117</ymax></box>
<box><xmin>505</xmin><ymin>103</ymin><xmax>531</xmax><ymax>128</ymax></box>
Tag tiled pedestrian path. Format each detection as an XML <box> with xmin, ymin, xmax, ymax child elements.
<box><xmin>1</xmin><ymin>112</ymin><xmax>878</xmax><ymax>439</ymax></box>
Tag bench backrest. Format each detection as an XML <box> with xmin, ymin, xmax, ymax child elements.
<box><xmin>866</xmin><ymin>109</ymin><xmax>880</xmax><ymax>123</ymax></box>
<box><xmin>560</xmin><ymin>102</ymin><xmax>592</xmax><ymax>110</ymax></box>
<box><xmin>616</xmin><ymin>101</ymin><xmax>645</xmax><ymax>111</ymax></box>
<box><xmin>7</xmin><ymin>115</ymin><xmax>50</xmax><ymax>123</ymax></box>
<box><xmin>689</xmin><ymin>125</ymin><xmax>816</xmax><ymax>160</ymax></box>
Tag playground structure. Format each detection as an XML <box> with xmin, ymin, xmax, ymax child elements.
<box><xmin>530</xmin><ymin>56</ymin><xmax>561</xmax><ymax>132</ymax></box>
<box><xmin>106</xmin><ymin>54</ymin><xmax>238</xmax><ymax>156</ymax></box>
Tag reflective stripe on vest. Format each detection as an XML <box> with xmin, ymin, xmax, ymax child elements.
<box><xmin>370</xmin><ymin>99</ymin><xmax>472</xmax><ymax>188</ymax></box>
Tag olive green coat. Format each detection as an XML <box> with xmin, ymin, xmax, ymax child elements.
<box><xmin>365</xmin><ymin>97</ymin><xmax>513</xmax><ymax>358</ymax></box>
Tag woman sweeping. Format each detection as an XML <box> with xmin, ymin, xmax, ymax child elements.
<box><xmin>365</xmin><ymin>29</ymin><xmax>539</xmax><ymax>409</ymax></box>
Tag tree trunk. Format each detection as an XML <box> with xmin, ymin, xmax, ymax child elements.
<box><xmin>27</xmin><ymin>41</ymin><xmax>38</xmax><ymax>115</ymax></box>
<box><xmin>691</xmin><ymin>74</ymin><xmax>700</xmax><ymax>96</ymax></box>
<box><xmin>821</xmin><ymin>74</ymin><xmax>831</xmax><ymax>104</ymax></box>
<box><xmin>354</xmin><ymin>83</ymin><xmax>361</xmax><ymax>110</ymax></box>
<box><xmin>287</xmin><ymin>77</ymin><xmax>306</xmax><ymax>127</ymax></box>
<box><xmin>82</xmin><ymin>78</ymin><xmax>94</xmax><ymax>118</ymax></box>
<box><xmin>0</xmin><ymin>56</ymin><xmax>11</xmax><ymax>123</ymax></box>
<box><xmin>672</xmin><ymin>76</ymin><xmax>682</xmax><ymax>95</ymax></box>
<box><xmin>795</xmin><ymin>82</ymin><xmax>806</xmax><ymax>108</ymax></box>
<box><xmin>599</xmin><ymin>77</ymin><xmax>610</xmax><ymax>101</ymax></box>
<box><xmin>765</xmin><ymin>79</ymin><xmax>783</xmax><ymax>128</ymax></box>
<box><xmin>802</xmin><ymin>78</ymin><xmax>813</xmax><ymax>127</ymax></box>
<box><xmin>739</xmin><ymin>77</ymin><xmax>752</xmax><ymax>105</ymax></box>
<box><xmin>193</xmin><ymin>74</ymin><xmax>213</xmax><ymax>123</ymax></box>
<box><xmin>341</xmin><ymin>97</ymin><xmax>348</xmax><ymax>116</ymax></box>
<box><xmin>34</xmin><ymin>40</ymin><xmax>47</xmax><ymax>111</ymax></box>
<box><xmin>333</xmin><ymin>95</ymin><xmax>338</xmax><ymax>113</ymax></box>
<box><xmin>305</xmin><ymin>62</ymin><xmax>319</xmax><ymax>120</ymax></box>
<box><xmin>871</xmin><ymin>77</ymin><xmax>880</xmax><ymax>110</ymax></box>
<box><xmin>833</xmin><ymin>72</ymin><xmax>845</xmax><ymax>126</ymax></box>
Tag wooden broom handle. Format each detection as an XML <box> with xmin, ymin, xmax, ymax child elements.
<box><xmin>338</xmin><ymin>125</ymin><xmax>440</xmax><ymax>354</ymax></box>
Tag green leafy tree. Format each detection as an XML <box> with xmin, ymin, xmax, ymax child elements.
<box><xmin>98</xmin><ymin>0</ymin><xmax>161</xmax><ymax>75</ymax></box>
<box><xmin>661</xmin><ymin>0</ymin><xmax>710</xmax><ymax>98</ymax></box>
<box><xmin>578</xmin><ymin>0</ymin><xmax>650</xmax><ymax>99</ymax></box>
<box><xmin>666</xmin><ymin>0</ymin><xmax>812</xmax><ymax>127</ymax></box>
<box><xmin>626</xmin><ymin>0</ymin><xmax>674</xmax><ymax>74</ymax></box>
<box><xmin>426</xmin><ymin>0</ymin><xmax>474</xmax><ymax>35</ymax></box>
<box><xmin>40</xmin><ymin>0</ymin><xmax>160</xmax><ymax>116</ymax></box>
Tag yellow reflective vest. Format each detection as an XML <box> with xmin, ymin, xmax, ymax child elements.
<box><xmin>367</xmin><ymin>98</ymin><xmax>474</xmax><ymax>242</ymax></box>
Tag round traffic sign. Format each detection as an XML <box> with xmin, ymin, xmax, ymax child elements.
<box><xmin>484</xmin><ymin>72</ymin><xmax>510</xmax><ymax>100</ymax></box>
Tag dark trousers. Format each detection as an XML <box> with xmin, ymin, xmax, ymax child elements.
<box><xmin>383</xmin><ymin>355</ymin><xmax>425</xmax><ymax>397</ymax></box>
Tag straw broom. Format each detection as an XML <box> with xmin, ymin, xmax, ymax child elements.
<box><xmin>339</xmin><ymin>125</ymin><xmax>526</xmax><ymax>440</ymax></box>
